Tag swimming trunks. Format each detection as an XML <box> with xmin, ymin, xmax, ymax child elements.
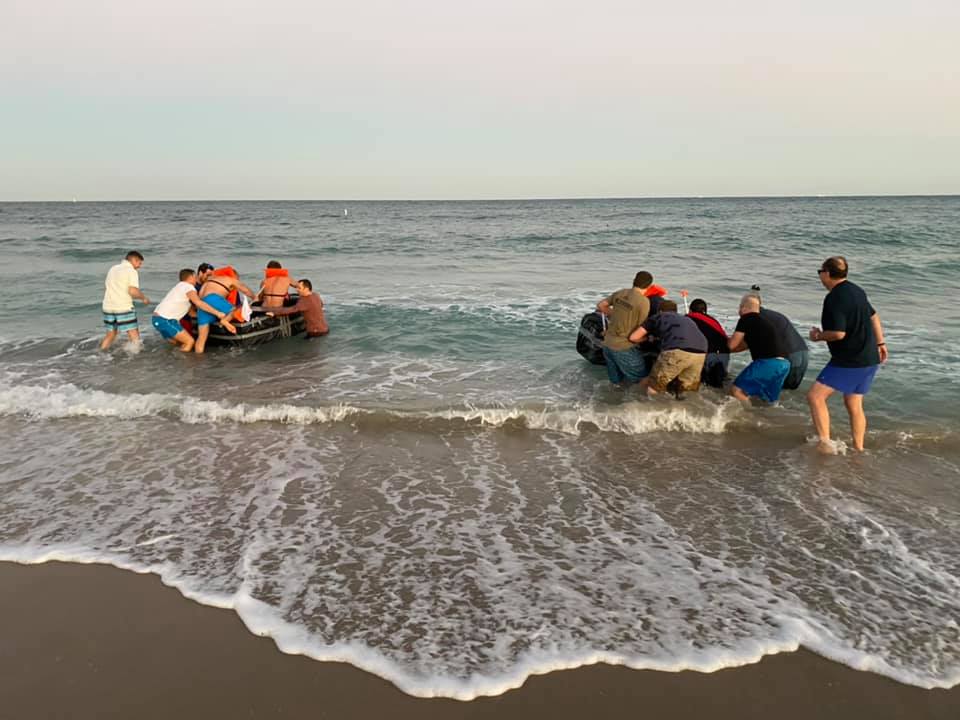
<box><xmin>816</xmin><ymin>362</ymin><xmax>879</xmax><ymax>395</ymax></box>
<box><xmin>733</xmin><ymin>357</ymin><xmax>791</xmax><ymax>403</ymax></box>
<box><xmin>197</xmin><ymin>294</ymin><xmax>235</xmax><ymax>326</ymax></box>
<box><xmin>102</xmin><ymin>310</ymin><xmax>138</xmax><ymax>333</ymax></box>
<box><xmin>151</xmin><ymin>315</ymin><xmax>184</xmax><ymax>340</ymax></box>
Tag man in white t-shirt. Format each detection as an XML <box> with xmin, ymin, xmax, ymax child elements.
<box><xmin>100</xmin><ymin>251</ymin><xmax>151</xmax><ymax>350</ymax></box>
<box><xmin>152</xmin><ymin>269</ymin><xmax>237</xmax><ymax>352</ymax></box>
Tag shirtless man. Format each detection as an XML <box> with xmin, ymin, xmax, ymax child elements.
<box><xmin>257</xmin><ymin>260</ymin><xmax>299</xmax><ymax>309</ymax></box>
<box><xmin>195</xmin><ymin>266</ymin><xmax>255</xmax><ymax>354</ymax></box>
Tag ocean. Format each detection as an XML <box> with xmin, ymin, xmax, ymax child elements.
<box><xmin>0</xmin><ymin>197</ymin><xmax>958</xmax><ymax>698</ymax></box>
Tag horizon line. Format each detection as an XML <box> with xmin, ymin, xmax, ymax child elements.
<box><xmin>2</xmin><ymin>192</ymin><xmax>959</xmax><ymax>203</ymax></box>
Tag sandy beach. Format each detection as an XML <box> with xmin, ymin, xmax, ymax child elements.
<box><xmin>1</xmin><ymin>561</ymin><xmax>956</xmax><ymax>720</ymax></box>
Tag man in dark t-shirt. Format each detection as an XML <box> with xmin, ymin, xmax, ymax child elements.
<box><xmin>629</xmin><ymin>300</ymin><xmax>707</xmax><ymax>395</ymax></box>
<box><xmin>759</xmin><ymin>306</ymin><xmax>808</xmax><ymax>390</ymax></box>
<box><xmin>807</xmin><ymin>256</ymin><xmax>887</xmax><ymax>452</ymax></box>
<box><xmin>727</xmin><ymin>295</ymin><xmax>791</xmax><ymax>403</ymax></box>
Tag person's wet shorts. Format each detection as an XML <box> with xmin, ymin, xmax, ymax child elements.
<box><xmin>102</xmin><ymin>310</ymin><xmax>138</xmax><ymax>333</ymax></box>
<box><xmin>152</xmin><ymin>315</ymin><xmax>185</xmax><ymax>340</ymax></box>
<box><xmin>816</xmin><ymin>362</ymin><xmax>879</xmax><ymax>395</ymax></box>
<box><xmin>602</xmin><ymin>345</ymin><xmax>648</xmax><ymax>384</ymax></box>
<box><xmin>734</xmin><ymin>357</ymin><xmax>791</xmax><ymax>403</ymax></box>
<box><xmin>197</xmin><ymin>294</ymin><xmax>234</xmax><ymax>326</ymax></box>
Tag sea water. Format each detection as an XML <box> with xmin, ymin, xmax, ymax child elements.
<box><xmin>0</xmin><ymin>197</ymin><xmax>958</xmax><ymax>698</ymax></box>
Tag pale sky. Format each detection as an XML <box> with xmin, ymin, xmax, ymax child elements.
<box><xmin>3</xmin><ymin>1</ymin><xmax>958</xmax><ymax>200</ymax></box>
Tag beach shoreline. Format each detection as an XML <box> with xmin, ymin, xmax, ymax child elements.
<box><xmin>1</xmin><ymin>560</ymin><xmax>956</xmax><ymax>720</ymax></box>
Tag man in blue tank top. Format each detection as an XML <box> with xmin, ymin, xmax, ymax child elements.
<box><xmin>807</xmin><ymin>256</ymin><xmax>888</xmax><ymax>452</ymax></box>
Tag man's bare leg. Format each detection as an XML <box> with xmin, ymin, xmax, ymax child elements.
<box><xmin>195</xmin><ymin>325</ymin><xmax>210</xmax><ymax>354</ymax></box>
<box><xmin>843</xmin><ymin>393</ymin><xmax>867</xmax><ymax>451</ymax></box>
<box><xmin>807</xmin><ymin>381</ymin><xmax>835</xmax><ymax>450</ymax></box>
<box><xmin>730</xmin><ymin>385</ymin><xmax>750</xmax><ymax>402</ymax></box>
<box><xmin>100</xmin><ymin>329</ymin><xmax>118</xmax><ymax>351</ymax></box>
<box><xmin>172</xmin><ymin>330</ymin><xmax>195</xmax><ymax>353</ymax></box>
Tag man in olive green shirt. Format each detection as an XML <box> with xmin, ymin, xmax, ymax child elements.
<box><xmin>596</xmin><ymin>271</ymin><xmax>654</xmax><ymax>384</ymax></box>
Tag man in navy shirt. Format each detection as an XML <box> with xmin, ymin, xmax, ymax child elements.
<box><xmin>629</xmin><ymin>300</ymin><xmax>708</xmax><ymax>396</ymax></box>
<box><xmin>807</xmin><ymin>256</ymin><xmax>887</xmax><ymax>452</ymax></box>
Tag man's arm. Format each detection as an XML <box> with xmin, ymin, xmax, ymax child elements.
<box><xmin>128</xmin><ymin>286</ymin><xmax>150</xmax><ymax>305</ymax></box>
<box><xmin>596</xmin><ymin>299</ymin><xmax>612</xmax><ymax>316</ymax></box>
<box><xmin>728</xmin><ymin>331</ymin><xmax>748</xmax><ymax>353</ymax></box>
<box><xmin>628</xmin><ymin>326</ymin><xmax>648</xmax><ymax>343</ymax></box>
<box><xmin>265</xmin><ymin>297</ymin><xmax>305</xmax><ymax>317</ymax></box>
<box><xmin>809</xmin><ymin>328</ymin><xmax>846</xmax><ymax>342</ymax></box>
<box><xmin>871</xmin><ymin>311</ymin><xmax>888</xmax><ymax>363</ymax></box>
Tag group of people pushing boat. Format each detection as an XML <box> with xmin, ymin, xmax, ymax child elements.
<box><xmin>99</xmin><ymin>252</ymin><xmax>329</xmax><ymax>355</ymax></box>
<box><xmin>590</xmin><ymin>258</ymin><xmax>888</xmax><ymax>452</ymax></box>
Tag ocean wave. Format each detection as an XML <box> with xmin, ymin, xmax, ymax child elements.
<box><xmin>0</xmin><ymin>380</ymin><xmax>744</xmax><ymax>435</ymax></box>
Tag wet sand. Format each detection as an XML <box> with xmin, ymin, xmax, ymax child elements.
<box><xmin>1</xmin><ymin>561</ymin><xmax>956</xmax><ymax>720</ymax></box>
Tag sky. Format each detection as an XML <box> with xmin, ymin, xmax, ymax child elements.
<box><xmin>2</xmin><ymin>0</ymin><xmax>959</xmax><ymax>200</ymax></box>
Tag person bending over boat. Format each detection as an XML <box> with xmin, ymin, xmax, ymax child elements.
<box><xmin>595</xmin><ymin>271</ymin><xmax>655</xmax><ymax>385</ymax></box>
<box><xmin>628</xmin><ymin>300</ymin><xmax>708</xmax><ymax>396</ymax></box>
<box><xmin>727</xmin><ymin>295</ymin><xmax>790</xmax><ymax>403</ymax></box>
<box><xmin>257</xmin><ymin>260</ymin><xmax>299</xmax><ymax>308</ymax></box>
<box><xmin>686</xmin><ymin>298</ymin><xmax>729</xmax><ymax>388</ymax></box>
<box><xmin>264</xmin><ymin>279</ymin><xmax>329</xmax><ymax>338</ymax></box>
<box><xmin>195</xmin><ymin>266</ymin><xmax>255</xmax><ymax>354</ymax></box>
<box><xmin>153</xmin><ymin>269</ymin><xmax>236</xmax><ymax>352</ymax></box>
<box><xmin>180</xmin><ymin>262</ymin><xmax>216</xmax><ymax>335</ymax></box>
<box><xmin>747</xmin><ymin>289</ymin><xmax>809</xmax><ymax>390</ymax></box>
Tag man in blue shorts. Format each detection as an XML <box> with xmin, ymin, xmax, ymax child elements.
<box><xmin>807</xmin><ymin>256</ymin><xmax>887</xmax><ymax>452</ymax></box>
<box><xmin>727</xmin><ymin>295</ymin><xmax>790</xmax><ymax>403</ymax></box>
<box><xmin>152</xmin><ymin>269</ymin><xmax>236</xmax><ymax>351</ymax></box>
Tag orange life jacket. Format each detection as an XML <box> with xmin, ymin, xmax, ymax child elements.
<box><xmin>212</xmin><ymin>266</ymin><xmax>240</xmax><ymax>305</ymax></box>
<box><xmin>264</xmin><ymin>268</ymin><xmax>289</xmax><ymax>279</ymax></box>
<box><xmin>643</xmin><ymin>284</ymin><xmax>668</xmax><ymax>298</ymax></box>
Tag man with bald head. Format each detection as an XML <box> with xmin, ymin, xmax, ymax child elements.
<box><xmin>727</xmin><ymin>294</ymin><xmax>791</xmax><ymax>403</ymax></box>
<box><xmin>808</xmin><ymin>256</ymin><xmax>887</xmax><ymax>452</ymax></box>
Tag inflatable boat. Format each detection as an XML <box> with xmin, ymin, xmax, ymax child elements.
<box><xmin>205</xmin><ymin>309</ymin><xmax>307</xmax><ymax>347</ymax></box>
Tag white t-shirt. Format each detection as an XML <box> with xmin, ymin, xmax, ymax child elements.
<box><xmin>154</xmin><ymin>281</ymin><xmax>196</xmax><ymax>321</ymax></box>
<box><xmin>102</xmin><ymin>260</ymin><xmax>140</xmax><ymax>313</ymax></box>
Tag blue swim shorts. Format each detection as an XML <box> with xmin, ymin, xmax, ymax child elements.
<box><xmin>734</xmin><ymin>357</ymin><xmax>791</xmax><ymax>403</ymax></box>
<box><xmin>602</xmin><ymin>345</ymin><xmax>649</xmax><ymax>384</ymax></box>
<box><xmin>152</xmin><ymin>315</ymin><xmax>185</xmax><ymax>340</ymax></box>
<box><xmin>102</xmin><ymin>309</ymin><xmax>138</xmax><ymax>333</ymax></box>
<box><xmin>197</xmin><ymin>294</ymin><xmax>234</xmax><ymax>326</ymax></box>
<box><xmin>816</xmin><ymin>362</ymin><xmax>879</xmax><ymax>395</ymax></box>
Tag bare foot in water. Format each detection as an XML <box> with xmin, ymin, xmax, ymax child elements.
<box><xmin>817</xmin><ymin>440</ymin><xmax>838</xmax><ymax>455</ymax></box>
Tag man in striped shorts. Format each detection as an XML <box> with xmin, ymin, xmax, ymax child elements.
<box><xmin>100</xmin><ymin>251</ymin><xmax>151</xmax><ymax>350</ymax></box>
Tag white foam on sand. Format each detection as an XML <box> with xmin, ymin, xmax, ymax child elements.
<box><xmin>1</xmin><ymin>420</ymin><xmax>958</xmax><ymax>698</ymax></box>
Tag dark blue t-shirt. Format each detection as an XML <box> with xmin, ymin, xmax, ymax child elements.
<box><xmin>642</xmin><ymin>312</ymin><xmax>707</xmax><ymax>353</ymax></box>
<box><xmin>822</xmin><ymin>280</ymin><xmax>879</xmax><ymax>367</ymax></box>
<box><xmin>759</xmin><ymin>307</ymin><xmax>807</xmax><ymax>354</ymax></box>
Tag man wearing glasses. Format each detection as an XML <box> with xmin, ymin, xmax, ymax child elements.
<box><xmin>807</xmin><ymin>256</ymin><xmax>888</xmax><ymax>452</ymax></box>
